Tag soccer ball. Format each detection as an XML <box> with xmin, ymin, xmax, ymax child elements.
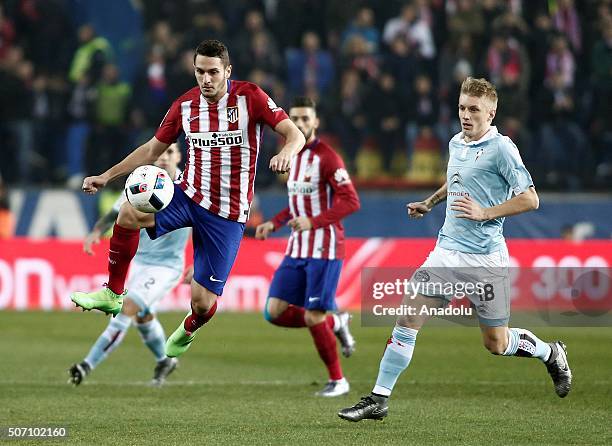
<box><xmin>124</xmin><ymin>165</ymin><xmax>174</xmax><ymax>213</ymax></box>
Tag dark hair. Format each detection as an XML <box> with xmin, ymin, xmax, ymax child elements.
<box><xmin>291</xmin><ymin>96</ymin><xmax>317</xmax><ymax>110</ymax></box>
<box><xmin>194</xmin><ymin>40</ymin><xmax>230</xmax><ymax>66</ymax></box>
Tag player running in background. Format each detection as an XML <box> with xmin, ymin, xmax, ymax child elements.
<box><xmin>69</xmin><ymin>144</ymin><xmax>188</xmax><ymax>387</ymax></box>
<box><xmin>70</xmin><ymin>40</ymin><xmax>305</xmax><ymax>359</ymax></box>
<box><xmin>339</xmin><ymin>77</ymin><xmax>572</xmax><ymax>421</ymax></box>
<box><xmin>255</xmin><ymin>97</ymin><xmax>360</xmax><ymax>397</ymax></box>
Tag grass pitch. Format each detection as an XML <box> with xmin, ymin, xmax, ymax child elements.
<box><xmin>1</xmin><ymin>311</ymin><xmax>611</xmax><ymax>445</ymax></box>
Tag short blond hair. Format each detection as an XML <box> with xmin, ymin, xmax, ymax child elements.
<box><xmin>460</xmin><ymin>77</ymin><xmax>498</xmax><ymax>107</ymax></box>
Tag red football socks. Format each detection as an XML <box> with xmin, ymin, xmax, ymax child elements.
<box><xmin>107</xmin><ymin>223</ymin><xmax>140</xmax><ymax>294</ymax></box>
<box><xmin>184</xmin><ymin>301</ymin><xmax>218</xmax><ymax>334</ymax></box>
<box><xmin>309</xmin><ymin>321</ymin><xmax>343</xmax><ymax>381</ymax></box>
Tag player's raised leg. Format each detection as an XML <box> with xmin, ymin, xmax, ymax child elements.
<box><xmin>338</xmin><ymin>293</ymin><xmax>444</xmax><ymax>421</ymax></box>
<box><xmin>70</xmin><ymin>203</ymin><xmax>153</xmax><ymax>316</ymax></box>
<box><xmin>165</xmin><ymin>206</ymin><xmax>244</xmax><ymax>358</ymax></box>
<box><xmin>165</xmin><ymin>279</ymin><xmax>218</xmax><ymax>357</ymax></box>
<box><xmin>482</xmin><ymin>325</ymin><xmax>572</xmax><ymax>397</ymax></box>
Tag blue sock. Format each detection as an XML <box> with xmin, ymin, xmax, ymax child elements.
<box><xmin>372</xmin><ymin>326</ymin><xmax>418</xmax><ymax>397</ymax></box>
<box><xmin>136</xmin><ymin>318</ymin><xmax>167</xmax><ymax>362</ymax></box>
<box><xmin>503</xmin><ymin>328</ymin><xmax>552</xmax><ymax>361</ymax></box>
<box><xmin>84</xmin><ymin>314</ymin><xmax>131</xmax><ymax>369</ymax></box>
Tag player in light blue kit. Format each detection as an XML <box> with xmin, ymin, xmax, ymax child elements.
<box><xmin>339</xmin><ymin>77</ymin><xmax>572</xmax><ymax>422</ymax></box>
<box><xmin>69</xmin><ymin>144</ymin><xmax>190</xmax><ymax>387</ymax></box>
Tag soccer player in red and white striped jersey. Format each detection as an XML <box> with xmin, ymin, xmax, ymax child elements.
<box><xmin>255</xmin><ymin>97</ymin><xmax>360</xmax><ymax>397</ymax></box>
<box><xmin>71</xmin><ymin>40</ymin><xmax>305</xmax><ymax>358</ymax></box>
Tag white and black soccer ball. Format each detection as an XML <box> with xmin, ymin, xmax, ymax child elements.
<box><xmin>124</xmin><ymin>165</ymin><xmax>174</xmax><ymax>213</ymax></box>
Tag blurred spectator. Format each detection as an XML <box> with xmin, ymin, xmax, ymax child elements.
<box><xmin>239</xmin><ymin>31</ymin><xmax>283</xmax><ymax>77</ymax></box>
<box><xmin>406</xmin><ymin>126</ymin><xmax>442</xmax><ymax>183</ymax></box>
<box><xmin>341</xmin><ymin>7</ymin><xmax>380</xmax><ymax>54</ymax></box>
<box><xmin>286</xmin><ymin>31</ymin><xmax>334</xmax><ymax>96</ymax></box>
<box><xmin>331</xmin><ymin>69</ymin><xmax>367</xmax><ymax>169</ymax></box>
<box><xmin>167</xmin><ymin>49</ymin><xmax>199</xmax><ymax>99</ymax></box>
<box><xmin>481</xmin><ymin>0</ymin><xmax>506</xmax><ymax>39</ymax></box>
<box><xmin>551</xmin><ymin>0</ymin><xmax>581</xmax><ymax>54</ymax></box>
<box><xmin>12</xmin><ymin>0</ymin><xmax>73</xmax><ymax>75</ymax></box>
<box><xmin>367</xmin><ymin>72</ymin><xmax>406</xmax><ymax>172</ymax></box>
<box><xmin>87</xmin><ymin>64</ymin><xmax>132</xmax><ymax>173</ymax></box>
<box><xmin>485</xmin><ymin>34</ymin><xmax>530</xmax><ymax>92</ymax></box>
<box><xmin>447</xmin><ymin>0</ymin><xmax>485</xmax><ymax>44</ymax></box>
<box><xmin>536</xmin><ymin>73</ymin><xmax>588</xmax><ymax>189</ymax></box>
<box><xmin>406</xmin><ymin>74</ymin><xmax>439</xmax><ymax>163</ymax></box>
<box><xmin>591</xmin><ymin>20</ymin><xmax>612</xmax><ymax>92</ymax></box>
<box><xmin>65</xmin><ymin>75</ymin><xmax>95</xmax><ymax>188</ymax></box>
<box><xmin>545</xmin><ymin>34</ymin><xmax>575</xmax><ymax>88</ymax></box>
<box><xmin>492</xmin><ymin>8</ymin><xmax>529</xmax><ymax>43</ymax></box>
<box><xmin>590</xmin><ymin>18</ymin><xmax>612</xmax><ymax>186</ymax></box>
<box><xmin>439</xmin><ymin>33</ymin><xmax>476</xmax><ymax>98</ymax></box>
<box><xmin>495</xmin><ymin>67</ymin><xmax>529</xmax><ymax>125</ymax></box>
<box><xmin>528</xmin><ymin>12</ymin><xmax>555</xmax><ymax>95</ymax></box>
<box><xmin>384</xmin><ymin>36</ymin><xmax>420</xmax><ymax>98</ymax></box>
<box><xmin>0</xmin><ymin>49</ymin><xmax>35</xmax><ymax>184</ymax></box>
<box><xmin>340</xmin><ymin>35</ymin><xmax>380</xmax><ymax>81</ymax></box>
<box><xmin>183</xmin><ymin>12</ymin><xmax>227</xmax><ymax>51</ymax></box>
<box><xmin>0</xmin><ymin>173</ymin><xmax>14</xmax><ymax>239</ymax></box>
<box><xmin>0</xmin><ymin>4</ymin><xmax>16</xmax><ymax>61</ymax></box>
<box><xmin>132</xmin><ymin>45</ymin><xmax>171</xmax><ymax>130</ymax></box>
<box><xmin>383</xmin><ymin>3</ymin><xmax>436</xmax><ymax>61</ymax></box>
<box><xmin>32</xmin><ymin>74</ymin><xmax>69</xmax><ymax>183</ymax></box>
<box><xmin>148</xmin><ymin>20</ymin><xmax>181</xmax><ymax>62</ymax></box>
<box><xmin>233</xmin><ymin>10</ymin><xmax>279</xmax><ymax>75</ymax></box>
<box><xmin>68</xmin><ymin>24</ymin><xmax>113</xmax><ymax>84</ymax></box>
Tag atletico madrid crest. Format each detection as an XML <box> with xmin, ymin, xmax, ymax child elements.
<box><xmin>227</xmin><ymin>106</ymin><xmax>239</xmax><ymax>123</ymax></box>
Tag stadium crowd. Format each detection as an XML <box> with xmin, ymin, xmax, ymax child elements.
<box><xmin>0</xmin><ymin>0</ymin><xmax>610</xmax><ymax>190</ymax></box>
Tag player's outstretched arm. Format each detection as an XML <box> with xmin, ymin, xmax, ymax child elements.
<box><xmin>269</xmin><ymin>119</ymin><xmax>306</xmax><ymax>173</ymax></box>
<box><xmin>81</xmin><ymin>137</ymin><xmax>170</xmax><ymax>194</ymax></box>
<box><xmin>407</xmin><ymin>182</ymin><xmax>447</xmax><ymax>219</ymax></box>
<box><xmin>452</xmin><ymin>186</ymin><xmax>539</xmax><ymax>221</ymax></box>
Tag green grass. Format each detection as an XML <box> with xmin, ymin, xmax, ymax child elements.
<box><xmin>1</xmin><ymin>312</ymin><xmax>611</xmax><ymax>445</ymax></box>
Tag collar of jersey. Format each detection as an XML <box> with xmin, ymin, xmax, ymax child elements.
<box><xmin>304</xmin><ymin>138</ymin><xmax>320</xmax><ymax>151</ymax></box>
<box><xmin>453</xmin><ymin>126</ymin><xmax>499</xmax><ymax>146</ymax></box>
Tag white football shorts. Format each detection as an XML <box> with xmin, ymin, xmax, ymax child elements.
<box><xmin>126</xmin><ymin>262</ymin><xmax>182</xmax><ymax>316</ymax></box>
<box><xmin>410</xmin><ymin>245</ymin><xmax>511</xmax><ymax>326</ymax></box>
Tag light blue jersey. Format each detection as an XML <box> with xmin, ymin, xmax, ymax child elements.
<box><xmin>437</xmin><ymin>126</ymin><xmax>533</xmax><ymax>254</ymax></box>
<box><xmin>112</xmin><ymin>171</ymin><xmax>190</xmax><ymax>271</ymax></box>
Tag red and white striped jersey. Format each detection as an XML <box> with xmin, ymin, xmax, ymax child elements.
<box><xmin>271</xmin><ymin>139</ymin><xmax>360</xmax><ymax>260</ymax></box>
<box><xmin>155</xmin><ymin>80</ymin><xmax>288</xmax><ymax>223</ymax></box>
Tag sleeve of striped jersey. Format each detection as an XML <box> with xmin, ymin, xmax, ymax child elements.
<box><xmin>497</xmin><ymin>137</ymin><xmax>534</xmax><ymax>196</ymax></box>
<box><xmin>270</xmin><ymin>207</ymin><xmax>292</xmax><ymax>230</ymax></box>
<box><xmin>310</xmin><ymin>153</ymin><xmax>360</xmax><ymax>229</ymax></box>
<box><xmin>251</xmin><ymin>85</ymin><xmax>289</xmax><ymax>128</ymax></box>
<box><xmin>155</xmin><ymin>100</ymin><xmax>182</xmax><ymax>144</ymax></box>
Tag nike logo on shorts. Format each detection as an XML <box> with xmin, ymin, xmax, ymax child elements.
<box><xmin>209</xmin><ymin>275</ymin><xmax>224</xmax><ymax>283</ymax></box>
<box><xmin>308</xmin><ymin>297</ymin><xmax>320</xmax><ymax>303</ymax></box>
